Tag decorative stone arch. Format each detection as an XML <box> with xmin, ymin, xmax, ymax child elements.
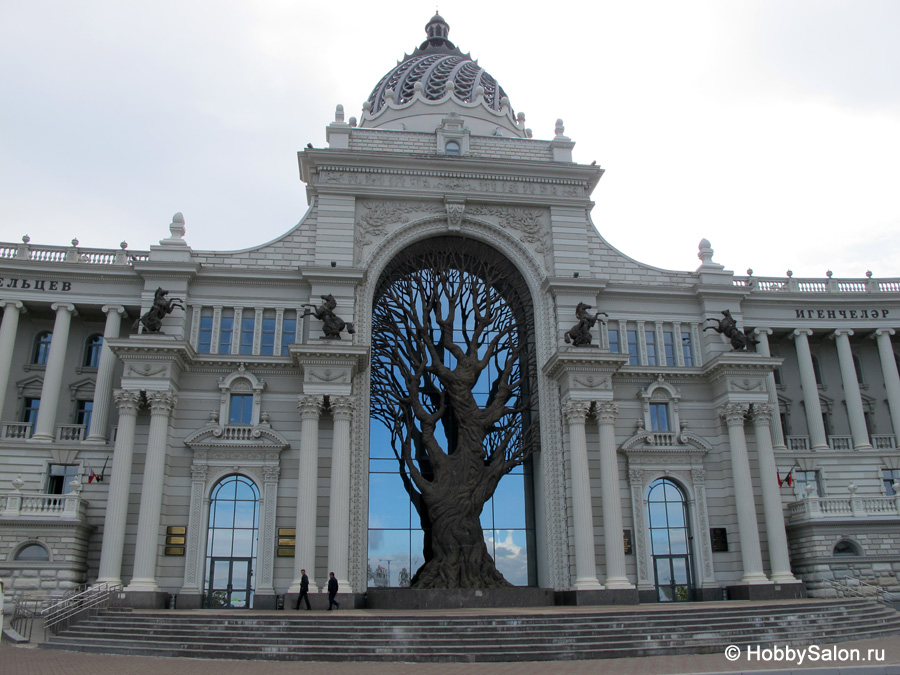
<box><xmin>217</xmin><ymin>365</ymin><xmax>266</xmax><ymax>427</ymax></box>
<box><xmin>350</xmin><ymin>213</ymin><xmax>569</xmax><ymax>591</ymax></box>
<box><xmin>638</xmin><ymin>375</ymin><xmax>682</xmax><ymax>433</ymax></box>
<box><xmin>10</xmin><ymin>539</ymin><xmax>52</xmax><ymax>562</ymax></box>
<box><xmin>831</xmin><ymin>538</ymin><xmax>862</xmax><ymax>557</ymax></box>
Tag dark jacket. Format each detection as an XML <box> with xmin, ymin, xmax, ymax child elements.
<box><xmin>300</xmin><ymin>574</ymin><xmax>309</xmax><ymax>592</ymax></box>
<box><xmin>328</xmin><ymin>576</ymin><xmax>338</xmax><ymax>594</ymax></box>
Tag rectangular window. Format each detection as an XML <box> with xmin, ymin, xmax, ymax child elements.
<box><xmin>240</xmin><ymin>315</ymin><xmax>254</xmax><ymax>355</ymax></box>
<box><xmin>23</xmin><ymin>398</ymin><xmax>40</xmax><ymax>426</ymax></box>
<box><xmin>645</xmin><ymin>330</ymin><xmax>657</xmax><ymax>366</ymax></box>
<box><xmin>219</xmin><ymin>311</ymin><xmax>234</xmax><ymax>354</ymax></box>
<box><xmin>281</xmin><ymin>314</ymin><xmax>297</xmax><ymax>356</ymax></box>
<box><xmin>663</xmin><ymin>331</ymin><xmax>675</xmax><ymax>365</ymax></box>
<box><xmin>75</xmin><ymin>400</ymin><xmax>93</xmax><ymax>429</ymax></box>
<box><xmin>626</xmin><ymin>330</ymin><xmax>639</xmax><ymax>365</ymax></box>
<box><xmin>607</xmin><ymin>328</ymin><xmax>620</xmax><ymax>354</ymax></box>
<box><xmin>197</xmin><ymin>313</ymin><xmax>214</xmax><ymax>354</ymax></box>
<box><xmin>260</xmin><ymin>313</ymin><xmax>276</xmax><ymax>356</ymax></box>
<box><xmin>650</xmin><ymin>403</ymin><xmax>669</xmax><ymax>431</ymax></box>
<box><xmin>681</xmin><ymin>331</ymin><xmax>693</xmax><ymax>367</ymax></box>
<box><xmin>229</xmin><ymin>394</ymin><xmax>253</xmax><ymax>425</ymax></box>
<box><xmin>85</xmin><ymin>335</ymin><xmax>103</xmax><ymax>368</ymax></box>
<box><xmin>883</xmin><ymin>469</ymin><xmax>900</xmax><ymax>496</ymax></box>
<box><xmin>47</xmin><ymin>464</ymin><xmax>79</xmax><ymax>495</ymax></box>
<box><xmin>795</xmin><ymin>470</ymin><xmax>822</xmax><ymax>497</ymax></box>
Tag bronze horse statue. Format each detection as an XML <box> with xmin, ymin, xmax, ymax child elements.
<box><xmin>134</xmin><ymin>287</ymin><xmax>184</xmax><ymax>333</ymax></box>
<box><xmin>704</xmin><ymin>309</ymin><xmax>758</xmax><ymax>351</ymax></box>
<box><xmin>564</xmin><ymin>302</ymin><xmax>608</xmax><ymax>346</ymax></box>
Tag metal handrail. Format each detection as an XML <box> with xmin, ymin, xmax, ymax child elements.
<box><xmin>41</xmin><ymin>581</ymin><xmax>124</xmax><ymax>634</ymax></box>
<box><xmin>820</xmin><ymin>577</ymin><xmax>897</xmax><ymax>606</ymax></box>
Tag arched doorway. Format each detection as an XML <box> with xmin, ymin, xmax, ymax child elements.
<box><xmin>205</xmin><ymin>474</ymin><xmax>260</xmax><ymax>608</ymax></box>
<box><xmin>647</xmin><ymin>478</ymin><xmax>694</xmax><ymax>602</ymax></box>
<box><xmin>367</xmin><ymin>235</ymin><xmax>538</xmax><ymax>588</ymax></box>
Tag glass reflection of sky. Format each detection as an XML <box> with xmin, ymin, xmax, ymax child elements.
<box><xmin>368</xmin><ymin>419</ymin><xmax>532</xmax><ymax>587</ymax></box>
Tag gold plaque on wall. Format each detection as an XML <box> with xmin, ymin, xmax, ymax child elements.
<box><xmin>276</xmin><ymin>547</ymin><xmax>295</xmax><ymax>557</ymax></box>
<box><xmin>166</xmin><ymin>536</ymin><xmax>186</xmax><ymax>546</ymax></box>
<box><xmin>167</xmin><ymin>526</ymin><xmax>187</xmax><ymax>535</ymax></box>
<box><xmin>165</xmin><ymin>547</ymin><xmax>185</xmax><ymax>556</ymax></box>
<box><xmin>278</xmin><ymin>538</ymin><xmax>296</xmax><ymax>547</ymax></box>
<box><xmin>277</xmin><ymin>528</ymin><xmax>296</xmax><ymax>537</ymax></box>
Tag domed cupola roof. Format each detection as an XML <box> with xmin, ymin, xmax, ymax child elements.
<box><xmin>360</xmin><ymin>14</ymin><xmax>524</xmax><ymax>136</ymax></box>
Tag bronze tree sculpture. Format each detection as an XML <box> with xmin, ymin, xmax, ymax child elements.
<box><xmin>370</xmin><ymin>237</ymin><xmax>535</xmax><ymax>588</ymax></box>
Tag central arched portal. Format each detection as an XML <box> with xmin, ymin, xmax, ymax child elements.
<box><xmin>367</xmin><ymin>236</ymin><xmax>538</xmax><ymax>589</ymax></box>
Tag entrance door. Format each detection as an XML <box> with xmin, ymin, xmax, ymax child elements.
<box><xmin>647</xmin><ymin>478</ymin><xmax>694</xmax><ymax>602</ymax></box>
<box><xmin>204</xmin><ymin>474</ymin><xmax>260</xmax><ymax>609</ymax></box>
<box><xmin>206</xmin><ymin>557</ymin><xmax>253</xmax><ymax>608</ymax></box>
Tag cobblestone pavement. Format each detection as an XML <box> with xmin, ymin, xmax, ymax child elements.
<box><xmin>2</xmin><ymin>637</ymin><xmax>898</xmax><ymax>675</ymax></box>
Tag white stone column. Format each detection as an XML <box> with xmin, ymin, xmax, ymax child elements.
<box><xmin>562</xmin><ymin>399</ymin><xmax>602</xmax><ymax>590</ymax></box>
<box><xmin>97</xmin><ymin>390</ymin><xmax>142</xmax><ymax>584</ymax></box>
<box><xmin>327</xmin><ymin>396</ymin><xmax>354</xmax><ymax>592</ymax></box>
<box><xmin>721</xmin><ymin>403</ymin><xmax>769</xmax><ymax>584</ymax></box>
<box><xmin>86</xmin><ymin>305</ymin><xmax>126</xmax><ymax>443</ymax></box>
<box><xmin>0</xmin><ymin>301</ymin><xmax>24</xmax><ymax>420</ymax></box>
<box><xmin>31</xmin><ymin>303</ymin><xmax>77</xmax><ymax>441</ymax></box>
<box><xmin>595</xmin><ymin>401</ymin><xmax>632</xmax><ymax>589</ymax></box>
<box><xmin>874</xmin><ymin>329</ymin><xmax>900</xmax><ymax>443</ymax></box>
<box><xmin>180</xmin><ymin>464</ymin><xmax>209</xmax><ymax>596</ymax></box>
<box><xmin>127</xmin><ymin>390</ymin><xmax>176</xmax><ymax>592</ymax></box>
<box><xmin>292</xmin><ymin>395</ymin><xmax>323</xmax><ymax>592</ymax></box>
<box><xmin>256</xmin><ymin>465</ymin><xmax>280</xmax><ymax>599</ymax></box>
<box><xmin>753</xmin><ymin>328</ymin><xmax>787</xmax><ymax>450</ymax></box>
<box><xmin>749</xmin><ymin>403</ymin><xmax>797</xmax><ymax>584</ymax></box>
<box><xmin>831</xmin><ymin>329</ymin><xmax>872</xmax><ymax>450</ymax></box>
<box><xmin>791</xmin><ymin>329</ymin><xmax>829</xmax><ymax>450</ymax></box>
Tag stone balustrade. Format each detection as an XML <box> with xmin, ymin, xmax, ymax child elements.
<box><xmin>787</xmin><ymin>495</ymin><xmax>900</xmax><ymax>523</ymax></box>
<box><xmin>1</xmin><ymin>491</ymin><xmax>89</xmax><ymax>520</ymax></box>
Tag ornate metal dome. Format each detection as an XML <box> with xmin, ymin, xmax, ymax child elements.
<box><xmin>365</xmin><ymin>14</ymin><xmax>511</xmax><ymax>115</ymax></box>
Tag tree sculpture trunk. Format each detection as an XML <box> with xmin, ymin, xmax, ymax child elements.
<box><xmin>371</xmin><ymin>238</ymin><xmax>535</xmax><ymax>589</ymax></box>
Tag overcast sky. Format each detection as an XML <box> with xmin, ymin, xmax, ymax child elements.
<box><xmin>2</xmin><ymin>0</ymin><xmax>898</xmax><ymax>279</ymax></box>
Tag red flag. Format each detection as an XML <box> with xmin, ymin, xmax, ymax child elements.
<box><xmin>786</xmin><ymin>471</ymin><xmax>793</xmax><ymax>487</ymax></box>
<box><xmin>87</xmin><ymin>468</ymin><xmax>96</xmax><ymax>483</ymax></box>
<box><xmin>777</xmin><ymin>471</ymin><xmax>783</xmax><ymax>487</ymax></box>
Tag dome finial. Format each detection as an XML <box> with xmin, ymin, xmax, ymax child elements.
<box><xmin>421</xmin><ymin>12</ymin><xmax>454</xmax><ymax>50</ymax></box>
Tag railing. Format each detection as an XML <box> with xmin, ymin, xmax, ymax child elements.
<box><xmin>787</xmin><ymin>494</ymin><xmax>900</xmax><ymax>522</ymax></box>
<box><xmin>1</xmin><ymin>491</ymin><xmax>89</xmax><ymax>520</ymax></box>
<box><xmin>1</xmin><ymin>421</ymin><xmax>33</xmax><ymax>439</ymax></box>
<box><xmin>872</xmin><ymin>435</ymin><xmax>897</xmax><ymax>449</ymax></box>
<box><xmin>0</xmin><ymin>240</ymin><xmax>150</xmax><ymax>266</ymax></box>
<box><xmin>42</xmin><ymin>582</ymin><xmax>124</xmax><ymax>635</ymax></box>
<box><xmin>786</xmin><ymin>436</ymin><xmax>810</xmax><ymax>451</ymax></box>
<box><xmin>818</xmin><ymin>577</ymin><xmax>897</xmax><ymax>606</ymax></box>
<box><xmin>735</xmin><ymin>275</ymin><xmax>900</xmax><ymax>294</ymax></box>
<box><xmin>221</xmin><ymin>425</ymin><xmax>257</xmax><ymax>441</ymax></box>
<box><xmin>650</xmin><ymin>431</ymin><xmax>677</xmax><ymax>445</ymax></box>
<box><xmin>56</xmin><ymin>424</ymin><xmax>86</xmax><ymax>442</ymax></box>
<box><xmin>10</xmin><ymin>595</ymin><xmax>43</xmax><ymax>642</ymax></box>
<box><xmin>828</xmin><ymin>436</ymin><xmax>853</xmax><ymax>451</ymax></box>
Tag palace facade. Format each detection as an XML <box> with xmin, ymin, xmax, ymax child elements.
<box><xmin>2</xmin><ymin>15</ymin><xmax>899</xmax><ymax>610</ymax></box>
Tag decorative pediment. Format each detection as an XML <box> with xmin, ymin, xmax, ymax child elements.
<box><xmin>620</xmin><ymin>426</ymin><xmax>712</xmax><ymax>455</ymax></box>
<box><xmin>184</xmin><ymin>422</ymin><xmax>290</xmax><ymax>457</ymax></box>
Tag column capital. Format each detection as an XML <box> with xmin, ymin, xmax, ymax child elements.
<box><xmin>749</xmin><ymin>402</ymin><xmax>775</xmax><ymax>424</ymax></box>
<box><xmin>790</xmin><ymin>328</ymin><xmax>813</xmax><ymax>339</ymax></box>
<box><xmin>561</xmin><ymin>399</ymin><xmax>590</xmax><ymax>423</ymax></box>
<box><xmin>50</xmin><ymin>302</ymin><xmax>77</xmax><ymax>316</ymax></box>
<box><xmin>297</xmin><ymin>394</ymin><xmax>324</xmax><ymax>418</ymax></box>
<box><xmin>113</xmin><ymin>389</ymin><xmax>143</xmax><ymax>414</ymax></box>
<box><xmin>720</xmin><ymin>403</ymin><xmax>749</xmax><ymax>426</ymax></box>
<box><xmin>263</xmin><ymin>465</ymin><xmax>281</xmax><ymax>482</ymax></box>
<box><xmin>190</xmin><ymin>464</ymin><xmax>209</xmax><ymax>481</ymax></box>
<box><xmin>0</xmin><ymin>300</ymin><xmax>25</xmax><ymax>312</ymax></box>
<box><xmin>101</xmin><ymin>304</ymin><xmax>127</xmax><ymax>317</ymax></box>
<box><xmin>330</xmin><ymin>395</ymin><xmax>356</xmax><ymax>420</ymax></box>
<box><xmin>752</xmin><ymin>327</ymin><xmax>773</xmax><ymax>337</ymax></box>
<box><xmin>873</xmin><ymin>327</ymin><xmax>896</xmax><ymax>338</ymax></box>
<box><xmin>146</xmin><ymin>390</ymin><xmax>177</xmax><ymax>415</ymax></box>
<box><xmin>829</xmin><ymin>328</ymin><xmax>854</xmax><ymax>339</ymax></box>
<box><xmin>594</xmin><ymin>400</ymin><xmax>619</xmax><ymax>423</ymax></box>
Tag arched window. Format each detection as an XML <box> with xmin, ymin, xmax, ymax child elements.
<box><xmin>205</xmin><ymin>475</ymin><xmax>260</xmax><ymax>609</ymax></box>
<box><xmin>832</xmin><ymin>540</ymin><xmax>860</xmax><ymax>556</ymax></box>
<box><xmin>444</xmin><ymin>140</ymin><xmax>461</xmax><ymax>156</ymax></box>
<box><xmin>32</xmin><ymin>331</ymin><xmax>53</xmax><ymax>365</ymax></box>
<box><xmin>15</xmin><ymin>542</ymin><xmax>50</xmax><ymax>561</ymax></box>
<box><xmin>84</xmin><ymin>334</ymin><xmax>103</xmax><ymax>368</ymax></box>
<box><xmin>647</xmin><ymin>478</ymin><xmax>693</xmax><ymax>602</ymax></box>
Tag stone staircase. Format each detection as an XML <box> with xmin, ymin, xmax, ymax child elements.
<box><xmin>40</xmin><ymin>598</ymin><xmax>900</xmax><ymax>662</ymax></box>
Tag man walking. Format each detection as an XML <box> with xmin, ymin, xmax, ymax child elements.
<box><xmin>327</xmin><ymin>571</ymin><xmax>340</xmax><ymax>610</ymax></box>
<box><xmin>295</xmin><ymin>569</ymin><xmax>311</xmax><ymax>610</ymax></box>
